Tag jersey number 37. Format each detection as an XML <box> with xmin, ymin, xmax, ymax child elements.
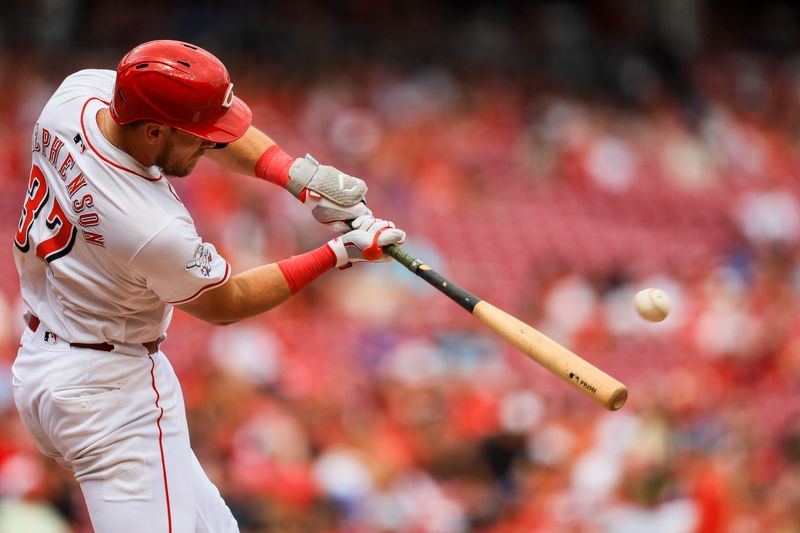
<box><xmin>14</xmin><ymin>164</ymin><xmax>77</xmax><ymax>263</ymax></box>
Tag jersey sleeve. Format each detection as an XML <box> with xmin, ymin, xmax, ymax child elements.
<box><xmin>129</xmin><ymin>216</ymin><xmax>231</xmax><ymax>305</ymax></box>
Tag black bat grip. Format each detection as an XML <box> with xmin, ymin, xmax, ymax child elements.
<box><xmin>385</xmin><ymin>244</ymin><xmax>481</xmax><ymax>313</ymax></box>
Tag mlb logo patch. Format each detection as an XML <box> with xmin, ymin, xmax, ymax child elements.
<box><xmin>73</xmin><ymin>133</ymin><xmax>86</xmax><ymax>154</ymax></box>
<box><xmin>43</xmin><ymin>331</ymin><xmax>58</xmax><ymax>344</ymax></box>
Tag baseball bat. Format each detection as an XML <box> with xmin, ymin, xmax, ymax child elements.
<box><xmin>384</xmin><ymin>244</ymin><xmax>628</xmax><ymax>411</ymax></box>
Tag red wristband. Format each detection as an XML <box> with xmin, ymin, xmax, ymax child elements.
<box><xmin>255</xmin><ymin>145</ymin><xmax>294</xmax><ymax>188</ymax></box>
<box><xmin>277</xmin><ymin>244</ymin><xmax>337</xmax><ymax>294</ymax></box>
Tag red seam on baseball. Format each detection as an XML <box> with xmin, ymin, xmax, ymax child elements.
<box><xmin>648</xmin><ymin>290</ymin><xmax>666</xmax><ymax>316</ymax></box>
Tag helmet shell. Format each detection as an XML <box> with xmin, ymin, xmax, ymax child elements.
<box><xmin>110</xmin><ymin>40</ymin><xmax>252</xmax><ymax>143</ymax></box>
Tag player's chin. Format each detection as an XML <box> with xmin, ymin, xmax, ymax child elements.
<box><xmin>165</xmin><ymin>158</ymin><xmax>200</xmax><ymax>178</ymax></box>
<box><xmin>185</xmin><ymin>150</ymin><xmax>205</xmax><ymax>172</ymax></box>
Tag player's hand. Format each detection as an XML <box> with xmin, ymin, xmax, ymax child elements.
<box><xmin>287</xmin><ymin>155</ymin><xmax>371</xmax><ymax>233</ymax></box>
<box><xmin>327</xmin><ymin>215</ymin><xmax>406</xmax><ymax>269</ymax></box>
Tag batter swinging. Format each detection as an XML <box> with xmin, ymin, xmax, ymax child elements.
<box><xmin>11</xmin><ymin>40</ymin><xmax>405</xmax><ymax>532</ymax></box>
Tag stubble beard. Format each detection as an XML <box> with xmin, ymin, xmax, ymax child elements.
<box><xmin>154</xmin><ymin>138</ymin><xmax>204</xmax><ymax>178</ymax></box>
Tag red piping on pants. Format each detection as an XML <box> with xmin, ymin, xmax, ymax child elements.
<box><xmin>149</xmin><ymin>355</ymin><xmax>172</xmax><ymax>532</ymax></box>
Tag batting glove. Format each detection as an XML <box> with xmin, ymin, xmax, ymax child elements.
<box><xmin>327</xmin><ymin>215</ymin><xmax>406</xmax><ymax>269</ymax></box>
<box><xmin>288</xmin><ymin>155</ymin><xmax>371</xmax><ymax>233</ymax></box>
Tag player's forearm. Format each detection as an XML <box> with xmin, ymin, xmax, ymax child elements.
<box><xmin>228</xmin><ymin>264</ymin><xmax>298</xmax><ymax>321</ymax></box>
<box><xmin>177</xmin><ymin>263</ymin><xmax>293</xmax><ymax>325</ymax></box>
<box><xmin>205</xmin><ymin>126</ymin><xmax>278</xmax><ymax>177</ymax></box>
<box><xmin>176</xmin><ymin>245</ymin><xmax>337</xmax><ymax>325</ymax></box>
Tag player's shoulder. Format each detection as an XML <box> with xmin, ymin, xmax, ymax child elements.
<box><xmin>58</xmin><ymin>69</ymin><xmax>115</xmax><ymax>99</ymax></box>
<box><xmin>60</xmin><ymin>69</ymin><xmax>116</xmax><ymax>92</ymax></box>
<box><xmin>42</xmin><ymin>69</ymin><xmax>115</xmax><ymax>116</ymax></box>
<box><xmin>128</xmin><ymin>212</ymin><xmax>203</xmax><ymax>263</ymax></box>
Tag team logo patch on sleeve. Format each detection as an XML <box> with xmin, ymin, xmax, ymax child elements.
<box><xmin>185</xmin><ymin>244</ymin><xmax>213</xmax><ymax>277</ymax></box>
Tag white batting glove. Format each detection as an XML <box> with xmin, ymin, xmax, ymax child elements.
<box><xmin>327</xmin><ymin>215</ymin><xmax>406</xmax><ymax>269</ymax></box>
<box><xmin>287</xmin><ymin>154</ymin><xmax>371</xmax><ymax>233</ymax></box>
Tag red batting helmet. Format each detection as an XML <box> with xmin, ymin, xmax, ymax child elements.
<box><xmin>110</xmin><ymin>40</ymin><xmax>252</xmax><ymax>143</ymax></box>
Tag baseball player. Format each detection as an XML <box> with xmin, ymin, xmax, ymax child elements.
<box><xmin>11</xmin><ymin>40</ymin><xmax>405</xmax><ymax>533</ymax></box>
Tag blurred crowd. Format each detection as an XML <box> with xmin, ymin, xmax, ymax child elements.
<box><xmin>3</xmin><ymin>1</ymin><xmax>800</xmax><ymax>532</ymax></box>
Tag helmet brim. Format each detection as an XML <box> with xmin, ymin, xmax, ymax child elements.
<box><xmin>174</xmin><ymin>95</ymin><xmax>252</xmax><ymax>144</ymax></box>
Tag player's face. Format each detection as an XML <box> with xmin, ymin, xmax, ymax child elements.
<box><xmin>154</xmin><ymin>129</ymin><xmax>215</xmax><ymax>177</ymax></box>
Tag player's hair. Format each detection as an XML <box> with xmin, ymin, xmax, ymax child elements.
<box><xmin>120</xmin><ymin>120</ymin><xmax>146</xmax><ymax>131</ymax></box>
<box><xmin>122</xmin><ymin>121</ymin><xmax>178</xmax><ymax>135</ymax></box>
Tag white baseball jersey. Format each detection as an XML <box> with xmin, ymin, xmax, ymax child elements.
<box><xmin>13</xmin><ymin>69</ymin><xmax>230</xmax><ymax>352</ymax></box>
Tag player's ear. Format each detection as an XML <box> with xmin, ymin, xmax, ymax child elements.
<box><xmin>142</xmin><ymin>122</ymin><xmax>168</xmax><ymax>145</ymax></box>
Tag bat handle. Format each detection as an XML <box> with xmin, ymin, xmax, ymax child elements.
<box><xmin>343</xmin><ymin>216</ymin><xmax>418</xmax><ymax>269</ymax></box>
<box><xmin>385</xmin><ymin>243</ymin><xmax>424</xmax><ymax>271</ymax></box>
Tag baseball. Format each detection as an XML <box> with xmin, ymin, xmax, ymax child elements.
<box><xmin>634</xmin><ymin>288</ymin><xmax>670</xmax><ymax>322</ymax></box>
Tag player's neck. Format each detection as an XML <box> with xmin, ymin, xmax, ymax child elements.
<box><xmin>97</xmin><ymin>108</ymin><xmax>153</xmax><ymax>167</ymax></box>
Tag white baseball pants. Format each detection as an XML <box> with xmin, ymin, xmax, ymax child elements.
<box><xmin>12</xmin><ymin>324</ymin><xmax>239</xmax><ymax>533</ymax></box>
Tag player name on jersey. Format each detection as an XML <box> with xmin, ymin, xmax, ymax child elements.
<box><xmin>31</xmin><ymin>123</ymin><xmax>104</xmax><ymax>248</ymax></box>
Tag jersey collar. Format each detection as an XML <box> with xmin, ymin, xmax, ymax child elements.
<box><xmin>80</xmin><ymin>97</ymin><xmax>163</xmax><ymax>182</ymax></box>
